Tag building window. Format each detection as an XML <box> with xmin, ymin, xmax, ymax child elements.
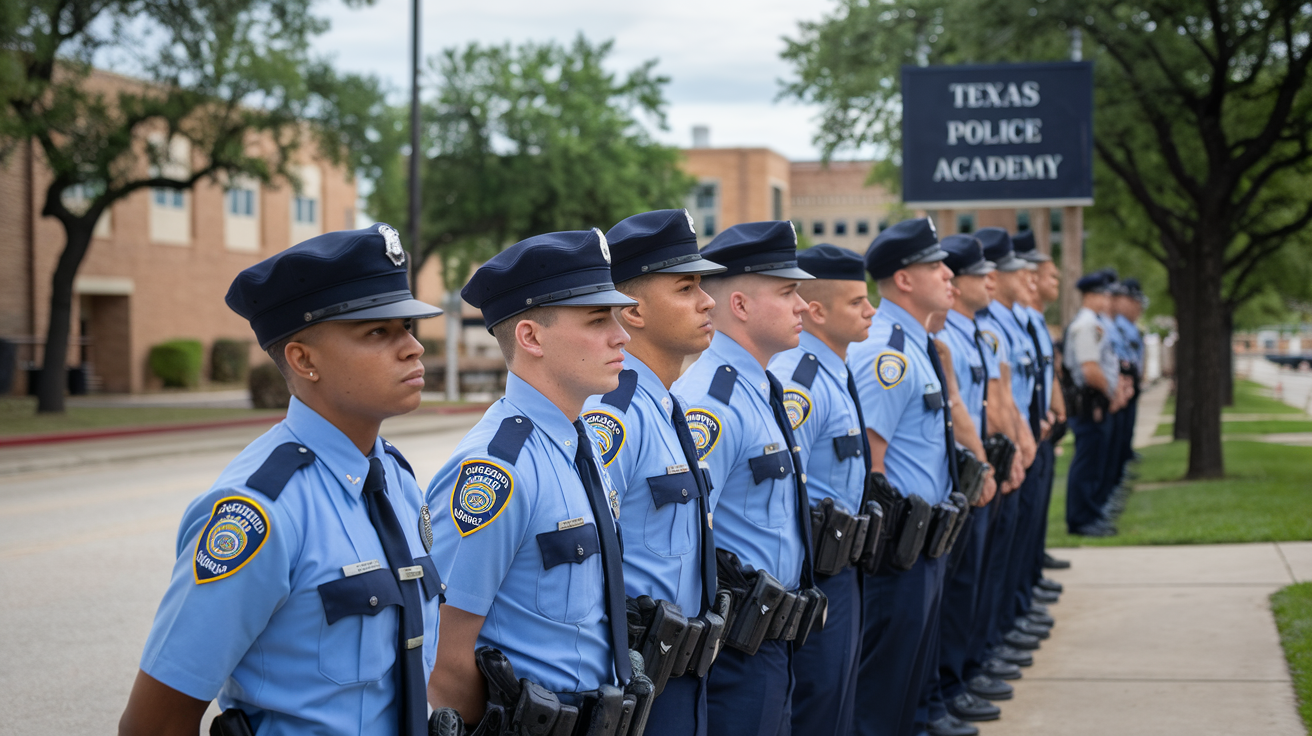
<box><xmin>695</xmin><ymin>183</ymin><xmax>717</xmax><ymax>209</ymax></box>
<box><xmin>688</xmin><ymin>181</ymin><xmax>719</xmax><ymax>240</ymax></box>
<box><xmin>856</xmin><ymin>220</ymin><xmax>870</xmax><ymax>235</ymax></box>
<box><xmin>878</xmin><ymin>219</ymin><xmax>889</xmax><ymax>232</ymax></box>
<box><xmin>834</xmin><ymin>220</ymin><xmax>848</xmax><ymax>236</ymax></box>
<box><xmin>813</xmin><ymin>221</ymin><xmax>825</xmax><ymax>236</ymax></box>
<box><xmin>1017</xmin><ymin>210</ymin><xmax>1031</xmax><ymax>232</ymax></box>
<box><xmin>702</xmin><ymin>214</ymin><xmax>717</xmax><ymax>237</ymax></box>
<box><xmin>154</xmin><ymin>188</ymin><xmax>184</xmax><ymax>208</ymax></box>
<box><xmin>1051</xmin><ymin>208</ymin><xmax>1063</xmax><ymax>232</ymax></box>
<box><xmin>227</xmin><ymin>188</ymin><xmax>255</xmax><ymax>216</ymax></box>
<box><xmin>771</xmin><ymin>185</ymin><xmax>784</xmax><ymax>221</ymax></box>
<box><xmin>294</xmin><ymin>196</ymin><xmax>317</xmax><ymax>224</ymax></box>
<box><xmin>957</xmin><ymin>212</ymin><xmax>976</xmax><ymax>234</ymax></box>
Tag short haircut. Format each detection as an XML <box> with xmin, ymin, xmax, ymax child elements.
<box><xmin>491</xmin><ymin>306</ymin><xmax>559</xmax><ymax>366</ymax></box>
<box><xmin>614</xmin><ymin>273</ymin><xmax>654</xmax><ymax>299</ymax></box>
<box><xmin>796</xmin><ymin>278</ymin><xmax>840</xmax><ymax>307</ymax></box>
<box><xmin>265</xmin><ymin>325</ymin><xmax>318</xmax><ymax>380</ymax></box>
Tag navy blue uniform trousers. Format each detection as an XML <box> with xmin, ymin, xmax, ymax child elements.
<box><xmin>791</xmin><ymin>567</ymin><xmax>861</xmax><ymax>736</ymax></box>
<box><xmin>707</xmin><ymin>638</ymin><xmax>792</xmax><ymax>736</ymax></box>
<box><xmin>1026</xmin><ymin>440</ymin><xmax>1056</xmax><ymax>595</ymax></box>
<box><xmin>937</xmin><ymin>507</ymin><xmax>990</xmax><ymax>700</ymax></box>
<box><xmin>1066</xmin><ymin>413</ymin><xmax>1113</xmax><ymax>532</ymax></box>
<box><xmin>854</xmin><ymin>555</ymin><xmax>947</xmax><ymax>736</ymax></box>
<box><xmin>1008</xmin><ymin>447</ymin><xmax>1051</xmax><ymax>619</ymax></box>
<box><xmin>644</xmin><ymin>673</ymin><xmax>708</xmax><ymax>736</ymax></box>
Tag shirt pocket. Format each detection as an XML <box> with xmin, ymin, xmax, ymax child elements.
<box><xmin>535</xmin><ymin>524</ymin><xmax>604</xmax><ymax>623</ymax></box>
<box><xmin>745</xmin><ymin>450</ymin><xmax>792</xmax><ymax>528</ymax></box>
<box><xmin>644</xmin><ymin>471</ymin><xmax>698</xmax><ymax>557</ymax></box>
<box><xmin>316</xmin><ymin>568</ymin><xmax>402</xmax><ymax>685</ymax></box>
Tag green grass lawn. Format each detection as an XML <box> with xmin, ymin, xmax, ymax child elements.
<box><xmin>0</xmin><ymin>397</ymin><xmax>281</xmax><ymax>437</ymax></box>
<box><xmin>1163</xmin><ymin>378</ymin><xmax>1305</xmax><ymax>415</ymax></box>
<box><xmin>1155</xmin><ymin>419</ymin><xmax>1312</xmax><ymax>436</ymax></box>
<box><xmin>1272</xmin><ymin>583</ymin><xmax>1312</xmax><ymax>733</ymax></box>
<box><xmin>1046</xmin><ymin>439</ymin><xmax>1312</xmax><ymax>547</ymax></box>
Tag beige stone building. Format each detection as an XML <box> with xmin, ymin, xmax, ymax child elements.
<box><xmin>0</xmin><ymin>70</ymin><xmax>357</xmax><ymax>395</ymax></box>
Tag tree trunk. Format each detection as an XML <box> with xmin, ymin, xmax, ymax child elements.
<box><xmin>1172</xmin><ymin>237</ymin><xmax>1226</xmax><ymax>479</ymax></box>
<box><xmin>36</xmin><ymin>219</ymin><xmax>96</xmax><ymax>414</ymax></box>
<box><xmin>1171</xmin><ymin>272</ymin><xmax>1194</xmax><ymax>442</ymax></box>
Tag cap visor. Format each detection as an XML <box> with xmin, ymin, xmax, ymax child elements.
<box><xmin>653</xmin><ymin>258</ymin><xmax>728</xmax><ymax>276</ymax></box>
<box><xmin>995</xmin><ymin>255</ymin><xmax>1029</xmax><ymax>272</ymax></box>
<box><xmin>751</xmin><ymin>266</ymin><xmax>816</xmax><ymax>280</ymax></box>
<box><xmin>907</xmin><ymin>248</ymin><xmax>950</xmax><ymax>266</ymax></box>
<box><xmin>1019</xmin><ymin>251</ymin><xmax>1053</xmax><ymax>263</ymax></box>
<box><xmin>319</xmin><ymin>297</ymin><xmax>443</xmax><ymax>322</ymax></box>
<box><xmin>548</xmin><ymin>288</ymin><xmax>639</xmax><ymax>308</ymax></box>
<box><xmin>956</xmin><ymin>260</ymin><xmax>995</xmax><ymax>276</ymax></box>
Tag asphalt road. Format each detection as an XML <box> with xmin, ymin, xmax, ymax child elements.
<box><xmin>0</xmin><ymin>416</ymin><xmax>478</xmax><ymax>735</ymax></box>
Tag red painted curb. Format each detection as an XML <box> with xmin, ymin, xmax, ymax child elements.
<box><xmin>0</xmin><ymin>403</ymin><xmax>491</xmax><ymax>449</ymax></box>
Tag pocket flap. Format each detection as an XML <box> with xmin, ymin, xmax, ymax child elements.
<box><xmin>970</xmin><ymin>365</ymin><xmax>986</xmax><ymax>384</ymax></box>
<box><xmin>537</xmin><ymin>523</ymin><xmax>600</xmax><ymax>570</ymax></box>
<box><xmin>748</xmin><ymin>449</ymin><xmax>793</xmax><ymax>485</ymax></box>
<box><xmin>832</xmin><ymin>434</ymin><xmax>862</xmax><ymax>461</ymax></box>
<box><xmin>922</xmin><ymin>391</ymin><xmax>944</xmax><ymax>411</ymax></box>
<box><xmin>647</xmin><ymin>470</ymin><xmax>700</xmax><ymax>508</ymax></box>
<box><xmin>318</xmin><ymin>568</ymin><xmax>403</xmax><ymax>625</ymax></box>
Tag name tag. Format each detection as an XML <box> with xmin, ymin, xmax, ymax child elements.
<box><xmin>763</xmin><ymin>442</ymin><xmax>781</xmax><ymax>454</ymax></box>
<box><xmin>397</xmin><ymin>565</ymin><xmax>424</xmax><ymax>581</ymax></box>
<box><xmin>558</xmin><ymin>516</ymin><xmax>587</xmax><ymax>531</ymax></box>
<box><xmin>847</xmin><ymin>427</ymin><xmax>861</xmax><ymax>436</ymax></box>
<box><xmin>666</xmin><ymin>463</ymin><xmax>689</xmax><ymax>475</ymax></box>
<box><xmin>342</xmin><ymin>559</ymin><xmax>382</xmax><ymax>577</ymax></box>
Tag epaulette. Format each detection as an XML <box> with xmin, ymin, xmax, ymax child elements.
<box><xmin>887</xmin><ymin>323</ymin><xmax>905</xmax><ymax>351</ymax></box>
<box><xmin>790</xmin><ymin>353</ymin><xmax>820</xmax><ymax>388</ymax></box>
<box><xmin>382</xmin><ymin>439</ymin><xmax>415</xmax><ymax>479</ymax></box>
<box><xmin>708</xmin><ymin>365</ymin><xmax>737</xmax><ymax>404</ymax></box>
<box><xmin>246</xmin><ymin>442</ymin><xmax>317</xmax><ymax>500</ymax></box>
<box><xmin>600</xmin><ymin>369</ymin><xmax>639</xmax><ymax>413</ymax></box>
<box><xmin>488</xmin><ymin>416</ymin><xmax>534</xmax><ymax>464</ymax></box>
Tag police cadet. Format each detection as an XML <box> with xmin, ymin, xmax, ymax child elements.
<box><xmin>1103</xmin><ymin>278</ymin><xmax>1146</xmax><ymax>521</ymax></box>
<box><xmin>1062</xmin><ymin>271</ymin><xmax>1124</xmax><ymax>537</ymax></box>
<box><xmin>120</xmin><ymin>225</ymin><xmax>444</xmax><ymax>736</ymax></box>
<box><xmin>672</xmin><ymin>221</ymin><xmax>825</xmax><ymax>736</ymax></box>
<box><xmin>579</xmin><ymin>209</ymin><xmax>726</xmax><ymax>735</ymax></box>
<box><xmin>848</xmin><ymin>217</ymin><xmax>958</xmax><ymax>736</ymax></box>
<box><xmin>426</xmin><ymin>229</ymin><xmax>646</xmax><ymax>735</ymax></box>
<box><xmin>767</xmin><ymin>244</ymin><xmax>875</xmax><ymax>736</ymax></box>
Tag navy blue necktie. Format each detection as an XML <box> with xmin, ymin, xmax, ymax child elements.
<box><xmin>573</xmin><ymin>420</ymin><xmax>633</xmax><ymax>684</ymax></box>
<box><xmin>766</xmin><ymin>373</ymin><xmax>815</xmax><ymax>588</ymax></box>
<box><xmin>972</xmin><ymin>327</ymin><xmax>990</xmax><ymax>439</ymax></box>
<box><xmin>844</xmin><ymin>366</ymin><xmax>872</xmax><ymax>472</ymax></box>
<box><xmin>669</xmin><ymin>393</ymin><xmax>718</xmax><ymax>613</ymax></box>
<box><xmin>925</xmin><ymin>337</ymin><xmax>962</xmax><ymax>497</ymax></box>
<box><xmin>363</xmin><ymin>458</ymin><xmax>427</xmax><ymax>736</ymax></box>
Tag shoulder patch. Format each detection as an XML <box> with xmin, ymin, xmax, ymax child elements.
<box><xmin>684</xmin><ymin>408</ymin><xmax>723</xmax><ymax>461</ymax></box>
<box><xmin>980</xmin><ymin>330</ymin><xmax>1000</xmax><ymax>355</ymax></box>
<box><xmin>488</xmin><ymin>416</ymin><xmax>534</xmax><ymax>464</ymax></box>
<box><xmin>600</xmin><ymin>369</ymin><xmax>639</xmax><ymax>413</ymax></box>
<box><xmin>783</xmin><ymin>388</ymin><xmax>812</xmax><ymax>430</ymax></box>
<box><xmin>790</xmin><ymin>354</ymin><xmax>820</xmax><ymax>388</ymax></box>
<box><xmin>194</xmin><ymin>496</ymin><xmax>270</xmax><ymax>584</ymax></box>
<box><xmin>450</xmin><ymin>459</ymin><xmax>514</xmax><ymax>536</ymax></box>
<box><xmin>708</xmin><ymin>365</ymin><xmax>737</xmax><ymax>404</ymax></box>
<box><xmin>875</xmin><ymin>352</ymin><xmax>908</xmax><ymax>390</ymax></box>
<box><xmin>582</xmin><ymin>410</ymin><xmax>626</xmax><ymax>467</ymax></box>
<box><xmin>887</xmin><ymin>324</ymin><xmax>906</xmax><ymax>352</ymax></box>
<box><xmin>245</xmin><ymin>442</ymin><xmax>316</xmax><ymax>500</ymax></box>
<box><xmin>382</xmin><ymin>440</ymin><xmax>415</xmax><ymax>479</ymax></box>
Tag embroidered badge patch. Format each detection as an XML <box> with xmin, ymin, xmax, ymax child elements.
<box><xmin>980</xmin><ymin>330</ymin><xmax>1000</xmax><ymax>355</ymax></box>
<box><xmin>783</xmin><ymin>388</ymin><xmax>812</xmax><ymax>430</ymax></box>
<box><xmin>582</xmin><ymin>410</ymin><xmax>625</xmax><ymax>466</ymax></box>
<box><xmin>684</xmin><ymin>408</ymin><xmax>722</xmax><ymax>461</ymax></box>
<box><xmin>194</xmin><ymin>496</ymin><xmax>270</xmax><ymax>584</ymax></box>
<box><xmin>875</xmin><ymin>352</ymin><xmax>908</xmax><ymax>390</ymax></box>
<box><xmin>451</xmin><ymin>459</ymin><xmax>513</xmax><ymax>536</ymax></box>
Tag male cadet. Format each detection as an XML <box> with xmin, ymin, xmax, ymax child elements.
<box><xmin>768</xmin><ymin>244</ymin><xmax>876</xmax><ymax>736</ymax></box>
<box><xmin>1103</xmin><ymin>278</ymin><xmax>1147</xmax><ymax>519</ymax></box>
<box><xmin>848</xmin><ymin>218</ymin><xmax>958</xmax><ymax>736</ymax></box>
<box><xmin>426</xmin><ymin>230</ymin><xmax>643</xmax><ymax>733</ymax></box>
<box><xmin>1063</xmin><ymin>271</ymin><xmax>1124</xmax><ymax>537</ymax></box>
<box><xmin>672</xmin><ymin>221</ymin><xmax>822</xmax><ymax>736</ymax></box>
<box><xmin>579</xmin><ymin>209</ymin><xmax>725</xmax><ymax>735</ymax></box>
<box><xmin>120</xmin><ymin>225</ymin><xmax>444</xmax><ymax>736</ymax></box>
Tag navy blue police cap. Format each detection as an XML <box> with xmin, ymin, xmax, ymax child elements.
<box><xmin>797</xmin><ymin>243</ymin><xmax>866</xmax><ymax>281</ymax></box>
<box><xmin>976</xmin><ymin>227</ymin><xmax>1029</xmax><ymax>272</ymax></box>
<box><xmin>864</xmin><ymin>217</ymin><xmax>947</xmax><ymax>281</ymax></box>
<box><xmin>606</xmin><ymin>209</ymin><xmax>726</xmax><ymax>283</ymax></box>
<box><xmin>1012</xmin><ymin>229</ymin><xmax>1051</xmax><ymax>263</ymax></box>
<box><xmin>700</xmin><ymin>221</ymin><xmax>814</xmax><ymax>280</ymax></box>
<box><xmin>1121</xmin><ymin>277</ymin><xmax>1144</xmax><ymax>298</ymax></box>
<box><xmin>940</xmin><ymin>233</ymin><xmax>995</xmax><ymax>277</ymax></box>
<box><xmin>1076</xmin><ymin>270</ymin><xmax>1115</xmax><ymax>293</ymax></box>
<box><xmin>226</xmin><ymin>223</ymin><xmax>441</xmax><ymax>350</ymax></box>
<box><xmin>462</xmin><ymin>228</ymin><xmax>638</xmax><ymax>333</ymax></box>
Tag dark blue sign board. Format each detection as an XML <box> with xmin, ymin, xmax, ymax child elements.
<box><xmin>901</xmin><ymin>61</ymin><xmax>1093</xmax><ymax>208</ymax></box>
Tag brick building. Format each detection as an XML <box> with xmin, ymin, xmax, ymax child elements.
<box><xmin>0</xmin><ymin>69</ymin><xmax>357</xmax><ymax>395</ymax></box>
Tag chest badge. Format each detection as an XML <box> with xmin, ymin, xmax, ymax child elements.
<box><xmin>418</xmin><ymin>504</ymin><xmax>433</xmax><ymax>552</ymax></box>
<box><xmin>783</xmin><ymin>388</ymin><xmax>812</xmax><ymax>429</ymax></box>
<box><xmin>875</xmin><ymin>352</ymin><xmax>908</xmax><ymax>390</ymax></box>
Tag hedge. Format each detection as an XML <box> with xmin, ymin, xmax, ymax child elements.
<box><xmin>248</xmin><ymin>362</ymin><xmax>291</xmax><ymax>409</ymax></box>
<box><xmin>211</xmin><ymin>339</ymin><xmax>250</xmax><ymax>383</ymax></box>
<box><xmin>148</xmin><ymin>339</ymin><xmax>203</xmax><ymax>388</ymax></box>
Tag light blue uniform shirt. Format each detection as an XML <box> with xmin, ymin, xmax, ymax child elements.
<box><xmin>975</xmin><ymin>307</ymin><xmax>1013</xmax><ymax>379</ymax></box>
<box><xmin>1100</xmin><ymin>312</ymin><xmax>1127</xmax><ymax>364</ymax></box>
<box><xmin>988</xmin><ymin>300</ymin><xmax>1036</xmax><ymax>420</ymax></box>
<box><xmin>427</xmin><ymin>373</ymin><xmax>620</xmax><ymax>695</ymax></box>
<box><xmin>849</xmin><ymin>300</ymin><xmax>951</xmax><ymax>505</ymax></box>
<box><xmin>938</xmin><ymin>309</ymin><xmax>999</xmax><ymax>437</ymax></box>
<box><xmin>581</xmin><ymin>352</ymin><xmax>705</xmax><ymax>616</ymax></box>
<box><xmin>1115</xmin><ymin>314</ymin><xmax>1144</xmax><ymax>372</ymax></box>
<box><xmin>1020</xmin><ymin>304</ymin><xmax>1054</xmax><ymax>413</ymax></box>
<box><xmin>140</xmin><ymin>397</ymin><xmax>441</xmax><ymax>735</ymax></box>
<box><xmin>769</xmin><ymin>331</ymin><xmax>867</xmax><ymax>515</ymax></box>
<box><xmin>673</xmin><ymin>331</ymin><xmax>805</xmax><ymax>589</ymax></box>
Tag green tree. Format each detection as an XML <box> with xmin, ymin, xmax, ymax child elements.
<box><xmin>370</xmin><ymin>35</ymin><xmax>694</xmax><ymax>290</ymax></box>
<box><xmin>0</xmin><ymin>0</ymin><xmax>389</xmax><ymax>413</ymax></box>
<box><xmin>782</xmin><ymin>0</ymin><xmax>1312</xmax><ymax>479</ymax></box>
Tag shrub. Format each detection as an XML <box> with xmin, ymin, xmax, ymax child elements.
<box><xmin>148</xmin><ymin>339</ymin><xmax>203</xmax><ymax>388</ymax></box>
<box><xmin>248</xmin><ymin>362</ymin><xmax>291</xmax><ymax>409</ymax></box>
<box><xmin>211</xmin><ymin>339</ymin><xmax>250</xmax><ymax>383</ymax></box>
<box><xmin>419</xmin><ymin>337</ymin><xmax>445</xmax><ymax>357</ymax></box>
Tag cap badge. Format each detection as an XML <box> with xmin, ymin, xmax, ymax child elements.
<box><xmin>927</xmin><ymin>218</ymin><xmax>938</xmax><ymax>237</ymax></box>
<box><xmin>379</xmin><ymin>224</ymin><xmax>406</xmax><ymax>267</ymax></box>
<box><xmin>789</xmin><ymin>220</ymin><xmax>798</xmax><ymax>246</ymax></box>
<box><xmin>685</xmin><ymin>209</ymin><xmax>696</xmax><ymax>234</ymax></box>
<box><xmin>596</xmin><ymin>228</ymin><xmax>611</xmax><ymax>264</ymax></box>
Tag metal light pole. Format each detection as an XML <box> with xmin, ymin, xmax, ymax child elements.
<box><xmin>408</xmin><ymin>0</ymin><xmax>421</xmax><ymax>287</ymax></box>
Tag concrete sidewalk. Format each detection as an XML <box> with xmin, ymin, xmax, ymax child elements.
<box><xmin>984</xmin><ymin>542</ymin><xmax>1309</xmax><ymax>736</ymax></box>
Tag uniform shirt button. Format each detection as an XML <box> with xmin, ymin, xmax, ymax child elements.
<box><xmin>576</xmin><ymin>545</ymin><xmax>585</xmax><ymax>556</ymax></box>
<box><xmin>681</xmin><ymin>488</ymin><xmax>689</xmax><ymax>497</ymax></box>
<box><xmin>369</xmin><ymin>596</ymin><xmax>378</xmax><ymax>607</ymax></box>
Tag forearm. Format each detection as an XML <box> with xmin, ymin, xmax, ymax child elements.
<box><xmin>429</xmin><ymin>606</ymin><xmax>489</xmax><ymax>724</ymax></box>
<box><xmin>119</xmin><ymin>670</ymin><xmax>209</xmax><ymax>736</ymax></box>
<box><xmin>866</xmin><ymin>429</ymin><xmax>889</xmax><ymax>474</ymax></box>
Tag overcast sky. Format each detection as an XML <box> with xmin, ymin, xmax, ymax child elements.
<box><xmin>312</xmin><ymin>0</ymin><xmax>853</xmax><ymax>161</ymax></box>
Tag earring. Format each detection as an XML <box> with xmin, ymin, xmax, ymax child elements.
<box><xmin>309</xmin><ymin>372</ymin><xmax>314</xmax><ymax>378</ymax></box>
